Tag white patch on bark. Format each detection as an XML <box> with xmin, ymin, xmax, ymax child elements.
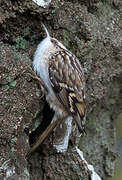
<box><xmin>53</xmin><ymin>116</ymin><xmax>72</xmax><ymax>153</ymax></box>
<box><xmin>76</xmin><ymin>147</ymin><xmax>102</xmax><ymax>180</ymax></box>
<box><xmin>0</xmin><ymin>159</ymin><xmax>15</xmax><ymax>180</ymax></box>
<box><xmin>32</xmin><ymin>0</ymin><xmax>51</xmax><ymax>8</ymax></box>
<box><xmin>0</xmin><ymin>159</ymin><xmax>30</xmax><ymax>180</ymax></box>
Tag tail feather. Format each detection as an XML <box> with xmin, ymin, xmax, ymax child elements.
<box><xmin>74</xmin><ymin>113</ymin><xmax>86</xmax><ymax>136</ymax></box>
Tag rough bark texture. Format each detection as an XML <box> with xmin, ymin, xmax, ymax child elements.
<box><xmin>0</xmin><ymin>0</ymin><xmax>122</xmax><ymax>180</ymax></box>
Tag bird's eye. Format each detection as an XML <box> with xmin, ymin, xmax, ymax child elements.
<box><xmin>51</xmin><ymin>38</ymin><xmax>58</xmax><ymax>45</ymax></box>
<box><xmin>51</xmin><ymin>39</ymin><xmax>56</xmax><ymax>43</ymax></box>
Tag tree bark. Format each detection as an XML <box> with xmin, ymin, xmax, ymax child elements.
<box><xmin>0</xmin><ymin>0</ymin><xmax>121</xmax><ymax>179</ymax></box>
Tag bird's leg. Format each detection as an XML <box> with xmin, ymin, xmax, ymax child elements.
<box><xmin>27</xmin><ymin>118</ymin><xmax>63</xmax><ymax>156</ymax></box>
<box><xmin>30</xmin><ymin>74</ymin><xmax>43</xmax><ymax>85</ymax></box>
<box><xmin>28</xmin><ymin>68</ymin><xmax>48</xmax><ymax>94</ymax></box>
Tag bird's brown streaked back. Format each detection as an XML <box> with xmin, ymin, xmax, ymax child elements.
<box><xmin>48</xmin><ymin>46</ymin><xmax>86</xmax><ymax>134</ymax></box>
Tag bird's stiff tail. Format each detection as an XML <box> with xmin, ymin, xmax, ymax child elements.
<box><xmin>74</xmin><ymin>113</ymin><xmax>86</xmax><ymax>137</ymax></box>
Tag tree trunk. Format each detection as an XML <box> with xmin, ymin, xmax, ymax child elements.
<box><xmin>0</xmin><ymin>0</ymin><xmax>121</xmax><ymax>179</ymax></box>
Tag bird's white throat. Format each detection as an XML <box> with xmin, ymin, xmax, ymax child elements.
<box><xmin>33</xmin><ymin>36</ymin><xmax>53</xmax><ymax>90</ymax></box>
<box><xmin>33</xmin><ymin>36</ymin><xmax>52</xmax><ymax>67</ymax></box>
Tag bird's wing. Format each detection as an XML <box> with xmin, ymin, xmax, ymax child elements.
<box><xmin>48</xmin><ymin>49</ymin><xmax>86</xmax><ymax>134</ymax></box>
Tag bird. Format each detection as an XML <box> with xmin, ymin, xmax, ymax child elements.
<box><xmin>29</xmin><ymin>23</ymin><xmax>86</xmax><ymax>154</ymax></box>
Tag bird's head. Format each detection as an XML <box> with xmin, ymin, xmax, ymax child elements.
<box><xmin>42</xmin><ymin>23</ymin><xmax>67</xmax><ymax>50</ymax></box>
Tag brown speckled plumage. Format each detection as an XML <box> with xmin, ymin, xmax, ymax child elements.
<box><xmin>48</xmin><ymin>44</ymin><xmax>86</xmax><ymax>133</ymax></box>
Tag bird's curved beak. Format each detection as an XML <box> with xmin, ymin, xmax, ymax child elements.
<box><xmin>41</xmin><ymin>23</ymin><xmax>50</xmax><ymax>38</ymax></box>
